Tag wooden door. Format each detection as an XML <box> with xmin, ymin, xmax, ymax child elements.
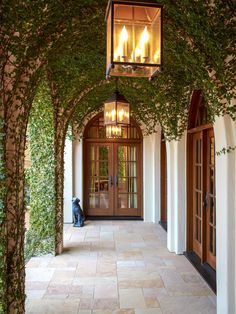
<box><xmin>85</xmin><ymin>143</ymin><xmax>114</xmax><ymax>216</ymax></box>
<box><xmin>84</xmin><ymin>142</ymin><xmax>142</xmax><ymax>217</ymax></box>
<box><xmin>192</xmin><ymin>132</ymin><xmax>203</xmax><ymax>259</ymax></box>
<box><xmin>191</xmin><ymin>129</ymin><xmax>216</xmax><ymax>270</ymax></box>
<box><xmin>206</xmin><ymin>129</ymin><xmax>216</xmax><ymax>269</ymax></box>
<box><xmin>114</xmin><ymin>143</ymin><xmax>141</xmax><ymax>216</ymax></box>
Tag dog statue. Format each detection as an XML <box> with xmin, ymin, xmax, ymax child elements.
<box><xmin>72</xmin><ymin>198</ymin><xmax>85</xmax><ymax>227</ymax></box>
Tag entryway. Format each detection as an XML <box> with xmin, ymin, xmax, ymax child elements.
<box><xmin>83</xmin><ymin>113</ymin><xmax>143</xmax><ymax>218</ymax></box>
<box><xmin>186</xmin><ymin>91</ymin><xmax>216</xmax><ymax>291</ymax></box>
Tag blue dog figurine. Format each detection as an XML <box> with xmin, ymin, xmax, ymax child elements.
<box><xmin>72</xmin><ymin>198</ymin><xmax>85</xmax><ymax>227</ymax></box>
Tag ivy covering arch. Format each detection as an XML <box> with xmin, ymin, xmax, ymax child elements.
<box><xmin>1</xmin><ymin>0</ymin><xmax>235</xmax><ymax>312</ymax></box>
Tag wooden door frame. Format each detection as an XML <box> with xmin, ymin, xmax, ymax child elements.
<box><xmin>186</xmin><ymin>123</ymin><xmax>213</xmax><ymax>253</ymax></box>
<box><xmin>113</xmin><ymin>141</ymin><xmax>143</xmax><ymax>217</ymax></box>
<box><xmin>83</xmin><ymin>140</ymin><xmax>143</xmax><ymax>218</ymax></box>
<box><xmin>83</xmin><ymin>142</ymin><xmax>114</xmax><ymax>216</ymax></box>
<box><xmin>82</xmin><ymin>112</ymin><xmax>143</xmax><ymax>219</ymax></box>
<box><xmin>206</xmin><ymin>128</ymin><xmax>216</xmax><ymax>269</ymax></box>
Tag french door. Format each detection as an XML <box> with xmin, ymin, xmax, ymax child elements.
<box><xmin>192</xmin><ymin>128</ymin><xmax>216</xmax><ymax>269</ymax></box>
<box><xmin>84</xmin><ymin>141</ymin><xmax>142</xmax><ymax>217</ymax></box>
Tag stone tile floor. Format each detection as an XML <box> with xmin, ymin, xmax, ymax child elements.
<box><xmin>25</xmin><ymin>221</ymin><xmax>216</xmax><ymax>314</ymax></box>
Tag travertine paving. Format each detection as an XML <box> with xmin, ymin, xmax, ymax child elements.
<box><xmin>26</xmin><ymin>221</ymin><xmax>216</xmax><ymax>314</ymax></box>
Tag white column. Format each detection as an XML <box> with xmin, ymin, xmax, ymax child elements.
<box><xmin>73</xmin><ymin>139</ymin><xmax>83</xmax><ymax>205</ymax></box>
<box><xmin>143</xmin><ymin>135</ymin><xmax>154</xmax><ymax>222</ymax></box>
<box><xmin>143</xmin><ymin>132</ymin><xmax>161</xmax><ymax>222</ymax></box>
<box><xmin>63</xmin><ymin>138</ymin><xmax>73</xmax><ymax>223</ymax></box>
<box><xmin>153</xmin><ymin>132</ymin><xmax>161</xmax><ymax>223</ymax></box>
<box><xmin>175</xmin><ymin>132</ymin><xmax>187</xmax><ymax>254</ymax></box>
<box><xmin>166</xmin><ymin>140</ymin><xmax>176</xmax><ymax>252</ymax></box>
<box><xmin>214</xmin><ymin>115</ymin><xmax>236</xmax><ymax>314</ymax></box>
<box><xmin>166</xmin><ymin>132</ymin><xmax>187</xmax><ymax>254</ymax></box>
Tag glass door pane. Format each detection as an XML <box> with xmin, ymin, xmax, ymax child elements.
<box><xmin>114</xmin><ymin>144</ymin><xmax>141</xmax><ymax>216</ymax></box>
<box><xmin>206</xmin><ymin>130</ymin><xmax>216</xmax><ymax>270</ymax></box>
<box><xmin>193</xmin><ymin>133</ymin><xmax>203</xmax><ymax>258</ymax></box>
<box><xmin>86</xmin><ymin>144</ymin><xmax>113</xmax><ymax>216</ymax></box>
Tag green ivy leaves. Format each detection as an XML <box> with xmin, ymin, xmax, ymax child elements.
<box><xmin>25</xmin><ymin>82</ymin><xmax>55</xmax><ymax>260</ymax></box>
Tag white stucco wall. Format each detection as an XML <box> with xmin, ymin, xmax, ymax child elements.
<box><xmin>143</xmin><ymin>132</ymin><xmax>161</xmax><ymax>222</ymax></box>
<box><xmin>63</xmin><ymin>138</ymin><xmax>73</xmax><ymax>223</ymax></box>
<box><xmin>166</xmin><ymin>133</ymin><xmax>187</xmax><ymax>254</ymax></box>
<box><xmin>63</xmin><ymin>138</ymin><xmax>83</xmax><ymax>223</ymax></box>
<box><xmin>73</xmin><ymin>139</ymin><xmax>83</xmax><ymax>204</ymax></box>
<box><xmin>214</xmin><ymin>115</ymin><xmax>236</xmax><ymax>314</ymax></box>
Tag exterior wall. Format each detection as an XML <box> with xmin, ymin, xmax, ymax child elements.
<box><xmin>214</xmin><ymin>115</ymin><xmax>236</xmax><ymax>314</ymax></box>
<box><xmin>166</xmin><ymin>133</ymin><xmax>187</xmax><ymax>254</ymax></box>
<box><xmin>63</xmin><ymin>138</ymin><xmax>83</xmax><ymax>223</ymax></box>
<box><xmin>73</xmin><ymin>139</ymin><xmax>83</xmax><ymax>205</ymax></box>
<box><xmin>143</xmin><ymin>132</ymin><xmax>161</xmax><ymax>222</ymax></box>
<box><xmin>64</xmin><ymin>138</ymin><xmax>73</xmax><ymax>223</ymax></box>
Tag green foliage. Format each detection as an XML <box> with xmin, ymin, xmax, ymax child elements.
<box><xmin>216</xmin><ymin>145</ymin><xmax>236</xmax><ymax>156</ymax></box>
<box><xmin>48</xmin><ymin>0</ymin><xmax>236</xmax><ymax>141</ymax></box>
<box><xmin>25</xmin><ymin>83</ymin><xmax>56</xmax><ymax>259</ymax></box>
<box><xmin>0</xmin><ymin>118</ymin><xmax>6</xmax><ymax>313</ymax></box>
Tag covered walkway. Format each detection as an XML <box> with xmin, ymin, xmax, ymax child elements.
<box><xmin>25</xmin><ymin>221</ymin><xmax>216</xmax><ymax>313</ymax></box>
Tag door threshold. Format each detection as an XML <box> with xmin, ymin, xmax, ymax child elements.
<box><xmin>86</xmin><ymin>216</ymin><xmax>143</xmax><ymax>220</ymax></box>
<box><xmin>184</xmin><ymin>251</ymin><xmax>216</xmax><ymax>293</ymax></box>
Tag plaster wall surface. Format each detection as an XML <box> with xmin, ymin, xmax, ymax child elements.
<box><xmin>63</xmin><ymin>138</ymin><xmax>73</xmax><ymax>223</ymax></box>
<box><xmin>143</xmin><ymin>132</ymin><xmax>161</xmax><ymax>222</ymax></box>
<box><xmin>73</xmin><ymin>139</ymin><xmax>83</xmax><ymax>205</ymax></box>
<box><xmin>214</xmin><ymin>115</ymin><xmax>236</xmax><ymax>314</ymax></box>
<box><xmin>166</xmin><ymin>133</ymin><xmax>186</xmax><ymax>254</ymax></box>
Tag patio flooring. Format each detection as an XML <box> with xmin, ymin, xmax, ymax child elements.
<box><xmin>25</xmin><ymin>221</ymin><xmax>216</xmax><ymax>314</ymax></box>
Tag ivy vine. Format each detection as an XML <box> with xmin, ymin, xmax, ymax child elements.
<box><xmin>25</xmin><ymin>82</ymin><xmax>56</xmax><ymax>260</ymax></box>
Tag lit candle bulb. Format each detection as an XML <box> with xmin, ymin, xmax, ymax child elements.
<box><xmin>111</xmin><ymin>109</ymin><xmax>116</xmax><ymax>122</ymax></box>
<box><xmin>120</xmin><ymin>26</ymin><xmax>128</xmax><ymax>60</ymax></box>
<box><xmin>118</xmin><ymin>108</ymin><xmax>124</xmax><ymax>122</ymax></box>
<box><xmin>140</xmin><ymin>26</ymin><xmax>149</xmax><ymax>61</ymax></box>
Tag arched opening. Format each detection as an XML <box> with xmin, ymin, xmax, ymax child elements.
<box><xmin>186</xmin><ymin>90</ymin><xmax>216</xmax><ymax>291</ymax></box>
<box><xmin>83</xmin><ymin>112</ymin><xmax>143</xmax><ymax>218</ymax></box>
<box><xmin>160</xmin><ymin>132</ymin><xmax>167</xmax><ymax>231</ymax></box>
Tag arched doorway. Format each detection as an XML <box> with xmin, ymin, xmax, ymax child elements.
<box><xmin>160</xmin><ymin>132</ymin><xmax>167</xmax><ymax>231</ymax></box>
<box><xmin>83</xmin><ymin>112</ymin><xmax>143</xmax><ymax>218</ymax></box>
<box><xmin>187</xmin><ymin>91</ymin><xmax>216</xmax><ymax>290</ymax></box>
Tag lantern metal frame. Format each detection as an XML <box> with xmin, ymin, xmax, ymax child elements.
<box><xmin>104</xmin><ymin>90</ymin><xmax>131</xmax><ymax>126</ymax></box>
<box><xmin>106</xmin><ymin>0</ymin><xmax>163</xmax><ymax>80</ymax></box>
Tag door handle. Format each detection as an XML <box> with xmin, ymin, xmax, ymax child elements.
<box><xmin>203</xmin><ymin>193</ymin><xmax>208</xmax><ymax>209</ymax></box>
<box><xmin>109</xmin><ymin>175</ymin><xmax>113</xmax><ymax>187</ymax></box>
<box><xmin>114</xmin><ymin>175</ymin><xmax>118</xmax><ymax>186</ymax></box>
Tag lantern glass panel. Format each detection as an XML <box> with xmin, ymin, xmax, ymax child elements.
<box><xmin>104</xmin><ymin>101</ymin><xmax>116</xmax><ymax>125</ymax></box>
<box><xmin>107</xmin><ymin>1</ymin><xmax>162</xmax><ymax>78</ymax></box>
<box><xmin>107</xmin><ymin>8</ymin><xmax>112</xmax><ymax>73</ymax></box>
<box><xmin>106</xmin><ymin>125</ymin><xmax>122</xmax><ymax>138</ymax></box>
<box><xmin>117</xmin><ymin>102</ymin><xmax>130</xmax><ymax>125</ymax></box>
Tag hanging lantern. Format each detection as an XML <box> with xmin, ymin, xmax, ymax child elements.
<box><xmin>104</xmin><ymin>91</ymin><xmax>130</xmax><ymax>126</ymax></box>
<box><xmin>106</xmin><ymin>0</ymin><xmax>163</xmax><ymax>79</ymax></box>
<box><xmin>106</xmin><ymin>125</ymin><xmax>122</xmax><ymax>138</ymax></box>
